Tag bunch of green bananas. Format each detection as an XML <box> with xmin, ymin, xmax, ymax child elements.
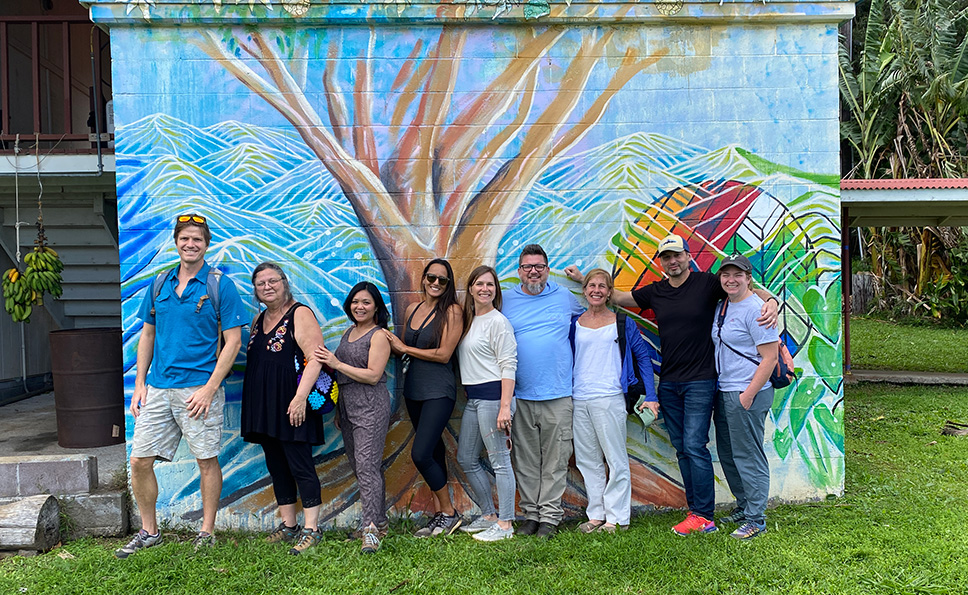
<box><xmin>3</xmin><ymin>246</ymin><xmax>64</xmax><ymax>323</ymax></box>
<box><xmin>23</xmin><ymin>245</ymin><xmax>64</xmax><ymax>299</ymax></box>
<box><xmin>2</xmin><ymin>267</ymin><xmax>35</xmax><ymax>322</ymax></box>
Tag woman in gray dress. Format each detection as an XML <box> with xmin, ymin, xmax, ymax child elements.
<box><xmin>315</xmin><ymin>282</ymin><xmax>392</xmax><ymax>554</ymax></box>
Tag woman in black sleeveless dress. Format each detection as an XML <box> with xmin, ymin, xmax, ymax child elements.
<box><xmin>384</xmin><ymin>259</ymin><xmax>463</xmax><ymax>537</ymax></box>
<box><xmin>241</xmin><ymin>262</ymin><xmax>325</xmax><ymax>555</ymax></box>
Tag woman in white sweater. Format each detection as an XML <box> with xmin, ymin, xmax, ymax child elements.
<box><xmin>456</xmin><ymin>265</ymin><xmax>518</xmax><ymax>542</ymax></box>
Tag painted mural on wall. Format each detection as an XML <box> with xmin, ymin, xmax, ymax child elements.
<box><xmin>107</xmin><ymin>4</ymin><xmax>844</xmax><ymax>530</ymax></box>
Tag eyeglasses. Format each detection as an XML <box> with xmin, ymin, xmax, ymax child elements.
<box><xmin>425</xmin><ymin>273</ymin><xmax>450</xmax><ymax>287</ymax></box>
<box><xmin>484</xmin><ymin>427</ymin><xmax>513</xmax><ymax>452</ymax></box>
<box><xmin>519</xmin><ymin>263</ymin><xmax>548</xmax><ymax>272</ymax></box>
<box><xmin>255</xmin><ymin>278</ymin><xmax>282</xmax><ymax>288</ymax></box>
<box><xmin>177</xmin><ymin>215</ymin><xmax>207</xmax><ymax>224</ymax></box>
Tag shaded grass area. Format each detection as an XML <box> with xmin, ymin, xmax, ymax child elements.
<box><xmin>3</xmin><ymin>385</ymin><xmax>967</xmax><ymax>594</ymax></box>
<box><xmin>850</xmin><ymin>316</ymin><xmax>968</xmax><ymax>373</ymax></box>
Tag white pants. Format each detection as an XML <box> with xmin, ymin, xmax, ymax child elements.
<box><xmin>573</xmin><ymin>395</ymin><xmax>631</xmax><ymax>526</ymax></box>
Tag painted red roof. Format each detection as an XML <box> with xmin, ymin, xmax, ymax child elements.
<box><xmin>841</xmin><ymin>178</ymin><xmax>968</xmax><ymax>190</ymax></box>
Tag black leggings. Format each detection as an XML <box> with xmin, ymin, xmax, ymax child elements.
<box><xmin>261</xmin><ymin>439</ymin><xmax>322</xmax><ymax>509</ymax></box>
<box><xmin>405</xmin><ymin>397</ymin><xmax>455</xmax><ymax>492</ymax></box>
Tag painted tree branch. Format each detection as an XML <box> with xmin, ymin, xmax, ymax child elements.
<box><xmin>549</xmin><ymin>47</ymin><xmax>668</xmax><ymax>162</ymax></box>
<box><xmin>195</xmin><ymin>30</ymin><xmax>410</xmax><ymax>237</ymax></box>
<box><xmin>353</xmin><ymin>28</ymin><xmax>379</xmax><ymax>177</ymax></box>
<box><xmin>456</xmin><ymin>31</ymin><xmax>612</xmax><ymax>239</ymax></box>
<box><xmin>438</xmin><ymin>67</ymin><xmax>539</xmax><ymax>245</ymax></box>
<box><xmin>386</xmin><ymin>28</ymin><xmax>468</xmax><ymax>229</ymax></box>
<box><xmin>323</xmin><ymin>42</ymin><xmax>352</xmax><ymax>154</ymax></box>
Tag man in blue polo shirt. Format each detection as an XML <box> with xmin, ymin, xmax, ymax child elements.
<box><xmin>115</xmin><ymin>214</ymin><xmax>246</xmax><ymax>559</ymax></box>
<box><xmin>503</xmin><ymin>244</ymin><xmax>584</xmax><ymax>539</ymax></box>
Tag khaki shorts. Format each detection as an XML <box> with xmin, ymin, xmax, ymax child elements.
<box><xmin>130</xmin><ymin>385</ymin><xmax>225</xmax><ymax>461</ymax></box>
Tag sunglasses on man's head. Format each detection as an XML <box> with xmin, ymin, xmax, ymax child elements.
<box><xmin>425</xmin><ymin>273</ymin><xmax>450</xmax><ymax>287</ymax></box>
<box><xmin>177</xmin><ymin>215</ymin><xmax>207</xmax><ymax>224</ymax></box>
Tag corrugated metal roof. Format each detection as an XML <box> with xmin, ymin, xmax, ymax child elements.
<box><xmin>841</xmin><ymin>178</ymin><xmax>968</xmax><ymax>190</ymax></box>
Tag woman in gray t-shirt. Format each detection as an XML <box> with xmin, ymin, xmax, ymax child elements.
<box><xmin>710</xmin><ymin>255</ymin><xmax>779</xmax><ymax>541</ymax></box>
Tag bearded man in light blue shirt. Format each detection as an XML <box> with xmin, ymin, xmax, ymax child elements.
<box><xmin>502</xmin><ymin>244</ymin><xmax>583</xmax><ymax>539</ymax></box>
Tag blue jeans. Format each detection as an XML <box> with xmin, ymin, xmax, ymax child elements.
<box><xmin>457</xmin><ymin>398</ymin><xmax>516</xmax><ymax>521</ymax></box>
<box><xmin>657</xmin><ymin>379</ymin><xmax>717</xmax><ymax>520</ymax></box>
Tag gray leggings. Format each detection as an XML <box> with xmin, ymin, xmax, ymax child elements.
<box><xmin>338</xmin><ymin>385</ymin><xmax>391</xmax><ymax>528</ymax></box>
<box><xmin>457</xmin><ymin>398</ymin><xmax>516</xmax><ymax>521</ymax></box>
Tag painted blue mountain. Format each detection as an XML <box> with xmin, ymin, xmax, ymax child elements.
<box><xmin>116</xmin><ymin>113</ymin><xmax>229</xmax><ymax>161</ymax></box>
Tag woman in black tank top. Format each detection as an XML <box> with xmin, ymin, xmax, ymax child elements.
<box><xmin>385</xmin><ymin>259</ymin><xmax>464</xmax><ymax>537</ymax></box>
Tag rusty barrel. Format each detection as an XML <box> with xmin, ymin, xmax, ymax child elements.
<box><xmin>49</xmin><ymin>328</ymin><xmax>125</xmax><ymax>448</ymax></box>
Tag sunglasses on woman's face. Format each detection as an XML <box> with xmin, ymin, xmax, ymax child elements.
<box><xmin>177</xmin><ymin>215</ymin><xmax>206</xmax><ymax>224</ymax></box>
<box><xmin>425</xmin><ymin>273</ymin><xmax>450</xmax><ymax>287</ymax></box>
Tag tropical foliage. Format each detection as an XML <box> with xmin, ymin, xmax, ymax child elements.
<box><xmin>840</xmin><ymin>0</ymin><xmax>968</xmax><ymax>322</ymax></box>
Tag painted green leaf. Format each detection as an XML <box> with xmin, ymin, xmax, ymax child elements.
<box><xmin>773</xmin><ymin>426</ymin><xmax>793</xmax><ymax>459</ymax></box>
<box><xmin>788</xmin><ymin>376</ymin><xmax>826</xmax><ymax>438</ymax></box>
<box><xmin>812</xmin><ymin>403</ymin><xmax>844</xmax><ymax>452</ymax></box>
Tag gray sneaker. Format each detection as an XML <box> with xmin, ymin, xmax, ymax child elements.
<box><xmin>115</xmin><ymin>529</ymin><xmax>163</xmax><ymax>559</ymax></box>
<box><xmin>473</xmin><ymin>523</ymin><xmax>513</xmax><ymax>542</ymax></box>
<box><xmin>719</xmin><ymin>508</ymin><xmax>746</xmax><ymax>524</ymax></box>
<box><xmin>415</xmin><ymin>512</ymin><xmax>462</xmax><ymax>538</ymax></box>
<box><xmin>461</xmin><ymin>516</ymin><xmax>496</xmax><ymax>533</ymax></box>
<box><xmin>191</xmin><ymin>532</ymin><xmax>216</xmax><ymax>552</ymax></box>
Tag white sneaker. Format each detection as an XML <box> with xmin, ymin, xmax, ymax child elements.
<box><xmin>461</xmin><ymin>516</ymin><xmax>497</xmax><ymax>533</ymax></box>
<box><xmin>473</xmin><ymin>523</ymin><xmax>514</xmax><ymax>542</ymax></box>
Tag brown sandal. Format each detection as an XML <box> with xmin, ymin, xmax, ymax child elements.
<box><xmin>579</xmin><ymin>520</ymin><xmax>606</xmax><ymax>533</ymax></box>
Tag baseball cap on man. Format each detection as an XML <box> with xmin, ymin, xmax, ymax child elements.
<box><xmin>656</xmin><ymin>234</ymin><xmax>688</xmax><ymax>256</ymax></box>
<box><xmin>717</xmin><ymin>254</ymin><xmax>753</xmax><ymax>273</ymax></box>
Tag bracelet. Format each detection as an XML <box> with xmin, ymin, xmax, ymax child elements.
<box><xmin>767</xmin><ymin>296</ymin><xmax>779</xmax><ymax>305</ymax></box>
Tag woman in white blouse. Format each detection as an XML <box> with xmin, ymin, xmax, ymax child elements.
<box><xmin>456</xmin><ymin>265</ymin><xmax>518</xmax><ymax>542</ymax></box>
<box><xmin>571</xmin><ymin>268</ymin><xmax>658</xmax><ymax>533</ymax></box>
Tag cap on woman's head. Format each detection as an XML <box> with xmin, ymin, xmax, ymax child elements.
<box><xmin>717</xmin><ymin>254</ymin><xmax>753</xmax><ymax>273</ymax></box>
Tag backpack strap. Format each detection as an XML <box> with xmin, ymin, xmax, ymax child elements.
<box><xmin>616</xmin><ymin>311</ymin><xmax>627</xmax><ymax>368</ymax></box>
<box><xmin>716</xmin><ymin>299</ymin><xmax>761</xmax><ymax>367</ymax></box>
<box><xmin>149</xmin><ymin>267</ymin><xmax>222</xmax><ymax>323</ymax></box>
<box><xmin>149</xmin><ymin>268</ymin><xmax>176</xmax><ymax>317</ymax></box>
<box><xmin>206</xmin><ymin>268</ymin><xmax>222</xmax><ymax>325</ymax></box>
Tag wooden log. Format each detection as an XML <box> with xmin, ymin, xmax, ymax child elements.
<box><xmin>0</xmin><ymin>495</ymin><xmax>60</xmax><ymax>552</ymax></box>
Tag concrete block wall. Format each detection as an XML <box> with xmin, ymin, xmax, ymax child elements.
<box><xmin>87</xmin><ymin>0</ymin><xmax>852</xmax><ymax>531</ymax></box>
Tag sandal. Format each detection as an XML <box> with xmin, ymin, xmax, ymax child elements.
<box><xmin>578</xmin><ymin>520</ymin><xmax>606</xmax><ymax>533</ymax></box>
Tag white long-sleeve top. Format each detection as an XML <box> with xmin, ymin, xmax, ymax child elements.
<box><xmin>457</xmin><ymin>308</ymin><xmax>518</xmax><ymax>385</ymax></box>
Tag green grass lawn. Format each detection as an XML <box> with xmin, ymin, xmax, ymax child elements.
<box><xmin>3</xmin><ymin>384</ymin><xmax>967</xmax><ymax>594</ymax></box>
<box><xmin>850</xmin><ymin>316</ymin><xmax>968</xmax><ymax>373</ymax></box>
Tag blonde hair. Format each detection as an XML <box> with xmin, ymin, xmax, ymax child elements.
<box><xmin>582</xmin><ymin>268</ymin><xmax>614</xmax><ymax>305</ymax></box>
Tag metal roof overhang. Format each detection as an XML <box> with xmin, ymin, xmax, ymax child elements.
<box><xmin>841</xmin><ymin>186</ymin><xmax>968</xmax><ymax>227</ymax></box>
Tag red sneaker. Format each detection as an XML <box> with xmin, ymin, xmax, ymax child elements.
<box><xmin>673</xmin><ymin>513</ymin><xmax>718</xmax><ymax>536</ymax></box>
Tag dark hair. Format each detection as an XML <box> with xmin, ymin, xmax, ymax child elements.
<box><xmin>421</xmin><ymin>259</ymin><xmax>459</xmax><ymax>344</ymax></box>
<box><xmin>343</xmin><ymin>282</ymin><xmax>390</xmax><ymax>329</ymax></box>
<box><xmin>173</xmin><ymin>213</ymin><xmax>212</xmax><ymax>245</ymax></box>
<box><xmin>462</xmin><ymin>265</ymin><xmax>502</xmax><ymax>337</ymax></box>
<box><xmin>518</xmin><ymin>243</ymin><xmax>548</xmax><ymax>265</ymax></box>
<box><xmin>251</xmin><ymin>261</ymin><xmax>293</xmax><ymax>304</ymax></box>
